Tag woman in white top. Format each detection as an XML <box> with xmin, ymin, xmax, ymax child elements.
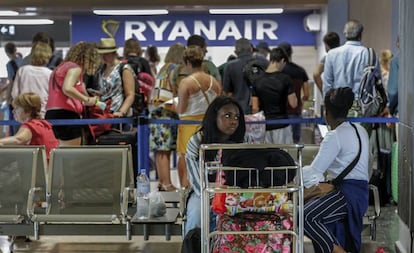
<box><xmin>303</xmin><ymin>87</ymin><xmax>369</xmax><ymax>253</ymax></box>
<box><xmin>175</xmin><ymin>45</ymin><xmax>221</xmax><ymax>188</ymax></box>
<box><xmin>12</xmin><ymin>42</ymin><xmax>52</xmax><ymax>118</ymax></box>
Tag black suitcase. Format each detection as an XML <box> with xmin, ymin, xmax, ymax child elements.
<box><xmin>95</xmin><ymin>130</ymin><xmax>138</xmax><ymax>183</ymax></box>
<box><xmin>370</xmin><ymin>127</ymin><xmax>392</xmax><ymax>206</ymax></box>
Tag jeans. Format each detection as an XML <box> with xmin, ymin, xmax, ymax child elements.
<box><xmin>184</xmin><ymin>191</ymin><xmax>216</xmax><ymax>236</ymax></box>
<box><xmin>288</xmin><ymin>114</ymin><xmax>301</xmax><ymax>143</ymax></box>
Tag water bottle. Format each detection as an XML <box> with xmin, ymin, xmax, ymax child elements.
<box><xmin>96</xmin><ymin>100</ymin><xmax>107</xmax><ymax>111</ymax></box>
<box><xmin>136</xmin><ymin>170</ymin><xmax>150</xmax><ymax>219</ymax></box>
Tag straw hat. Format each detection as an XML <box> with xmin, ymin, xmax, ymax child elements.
<box><xmin>97</xmin><ymin>38</ymin><xmax>118</xmax><ymax>54</ymax></box>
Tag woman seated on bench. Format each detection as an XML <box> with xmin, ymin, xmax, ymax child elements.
<box><xmin>0</xmin><ymin>92</ymin><xmax>58</xmax><ymax>160</ymax></box>
<box><xmin>184</xmin><ymin>96</ymin><xmax>247</xmax><ymax>236</ymax></box>
<box><xmin>303</xmin><ymin>87</ymin><xmax>369</xmax><ymax>253</ymax></box>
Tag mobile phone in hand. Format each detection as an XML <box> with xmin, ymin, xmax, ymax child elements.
<box><xmin>87</xmin><ymin>88</ymin><xmax>102</xmax><ymax>96</ymax></box>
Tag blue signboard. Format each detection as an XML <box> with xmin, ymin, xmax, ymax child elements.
<box><xmin>71</xmin><ymin>12</ymin><xmax>315</xmax><ymax>47</ymax></box>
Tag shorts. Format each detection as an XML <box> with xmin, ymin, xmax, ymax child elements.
<box><xmin>149</xmin><ymin>106</ymin><xmax>179</xmax><ymax>152</ymax></box>
<box><xmin>45</xmin><ymin>109</ymin><xmax>84</xmax><ymax>141</ymax></box>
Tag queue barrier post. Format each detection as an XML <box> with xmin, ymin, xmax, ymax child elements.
<box><xmin>137</xmin><ymin>116</ymin><xmax>150</xmax><ymax>177</ymax></box>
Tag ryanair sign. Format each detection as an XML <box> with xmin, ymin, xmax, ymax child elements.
<box><xmin>71</xmin><ymin>13</ymin><xmax>315</xmax><ymax>46</ymax></box>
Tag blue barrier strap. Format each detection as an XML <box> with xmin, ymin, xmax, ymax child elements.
<box><xmin>0</xmin><ymin>118</ymin><xmax>135</xmax><ymax>126</ymax></box>
<box><xmin>0</xmin><ymin>116</ymin><xmax>399</xmax><ymax>126</ymax></box>
<box><xmin>137</xmin><ymin>116</ymin><xmax>150</xmax><ymax>177</ymax></box>
<box><xmin>148</xmin><ymin>117</ymin><xmax>398</xmax><ymax>125</ymax></box>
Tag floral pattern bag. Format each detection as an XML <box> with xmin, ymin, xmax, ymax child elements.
<box><xmin>211</xmin><ymin>212</ymin><xmax>293</xmax><ymax>253</ymax></box>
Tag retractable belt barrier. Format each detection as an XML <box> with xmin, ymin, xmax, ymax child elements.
<box><xmin>0</xmin><ymin>116</ymin><xmax>399</xmax><ymax>177</ymax></box>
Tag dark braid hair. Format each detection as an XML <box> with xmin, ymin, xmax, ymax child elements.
<box><xmin>324</xmin><ymin>87</ymin><xmax>354</xmax><ymax>119</ymax></box>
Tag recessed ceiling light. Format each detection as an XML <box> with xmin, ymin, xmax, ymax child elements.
<box><xmin>0</xmin><ymin>19</ymin><xmax>54</xmax><ymax>25</ymax></box>
<box><xmin>93</xmin><ymin>9</ymin><xmax>169</xmax><ymax>15</ymax></box>
<box><xmin>209</xmin><ymin>8</ymin><xmax>284</xmax><ymax>14</ymax></box>
<box><xmin>0</xmin><ymin>10</ymin><xmax>19</xmax><ymax>16</ymax></box>
<box><xmin>25</xmin><ymin>7</ymin><xmax>38</xmax><ymax>12</ymax></box>
<box><xmin>23</xmin><ymin>12</ymin><xmax>38</xmax><ymax>16</ymax></box>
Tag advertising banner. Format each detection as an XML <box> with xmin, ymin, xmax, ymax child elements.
<box><xmin>71</xmin><ymin>12</ymin><xmax>315</xmax><ymax>47</ymax></box>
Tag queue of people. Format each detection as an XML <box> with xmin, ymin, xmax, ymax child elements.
<box><xmin>0</xmin><ymin>18</ymin><xmax>398</xmax><ymax>253</ymax></box>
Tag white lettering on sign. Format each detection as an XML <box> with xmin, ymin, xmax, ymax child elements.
<box><xmin>147</xmin><ymin>21</ymin><xmax>171</xmax><ymax>41</ymax></box>
<box><xmin>257</xmin><ymin>20</ymin><xmax>278</xmax><ymax>40</ymax></box>
<box><xmin>125</xmin><ymin>21</ymin><xmax>146</xmax><ymax>40</ymax></box>
<box><xmin>194</xmin><ymin>20</ymin><xmax>216</xmax><ymax>40</ymax></box>
<box><xmin>167</xmin><ymin>21</ymin><xmax>191</xmax><ymax>40</ymax></box>
<box><xmin>218</xmin><ymin>20</ymin><xmax>242</xmax><ymax>40</ymax></box>
<box><xmin>125</xmin><ymin>19</ymin><xmax>278</xmax><ymax>42</ymax></box>
<box><xmin>244</xmin><ymin>20</ymin><xmax>252</xmax><ymax>40</ymax></box>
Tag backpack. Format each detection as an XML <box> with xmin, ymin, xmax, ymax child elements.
<box><xmin>10</xmin><ymin>59</ymin><xmax>19</xmax><ymax>81</ymax></box>
<box><xmin>150</xmin><ymin>63</ymin><xmax>176</xmax><ymax>105</ymax></box>
<box><xmin>358</xmin><ymin>48</ymin><xmax>388</xmax><ymax>117</ymax></box>
<box><xmin>242</xmin><ymin>58</ymin><xmax>266</xmax><ymax>86</ymax></box>
<box><xmin>181</xmin><ymin>227</ymin><xmax>201</xmax><ymax>253</ymax></box>
<box><xmin>119</xmin><ymin>62</ymin><xmax>154</xmax><ymax>115</ymax></box>
<box><xmin>221</xmin><ymin>148</ymin><xmax>296</xmax><ymax>188</ymax></box>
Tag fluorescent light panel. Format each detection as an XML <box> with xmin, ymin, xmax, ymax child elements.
<box><xmin>0</xmin><ymin>10</ymin><xmax>19</xmax><ymax>16</ymax></box>
<box><xmin>0</xmin><ymin>19</ymin><xmax>54</xmax><ymax>25</ymax></box>
<box><xmin>93</xmin><ymin>9</ymin><xmax>168</xmax><ymax>15</ymax></box>
<box><xmin>209</xmin><ymin>8</ymin><xmax>283</xmax><ymax>14</ymax></box>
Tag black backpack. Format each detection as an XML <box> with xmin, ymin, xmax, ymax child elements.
<box><xmin>124</xmin><ymin>56</ymin><xmax>144</xmax><ymax>76</ymax></box>
<box><xmin>118</xmin><ymin>61</ymin><xmax>154</xmax><ymax>115</ymax></box>
<box><xmin>10</xmin><ymin>59</ymin><xmax>19</xmax><ymax>81</ymax></box>
<box><xmin>181</xmin><ymin>227</ymin><xmax>201</xmax><ymax>253</ymax></box>
<box><xmin>242</xmin><ymin>58</ymin><xmax>266</xmax><ymax>86</ymax></box>
<box><xmin>221</xmin><ymin>148</ymin><xmax>296</xmax><ymax>188</ymax></box>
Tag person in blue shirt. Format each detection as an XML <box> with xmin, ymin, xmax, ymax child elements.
<box><xmin>3</xmin><ymin>42</ymin><xmax>23</xmax><ymax>135</ymax></box>
<box><xmin>322</xmin><ymin>20</ymin><xmax>370</xmax><ymax>100</ymax></box>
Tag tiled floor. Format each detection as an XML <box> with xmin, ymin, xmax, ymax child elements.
<box><xmin>1</xmin><ymin>203</ymin><xmax>400</xmax><ymax>252</ymax></box>
<box><xmin>0</xmin><ymin>168</ymin><xmax>401</xmax><ymax>253</ymax></box>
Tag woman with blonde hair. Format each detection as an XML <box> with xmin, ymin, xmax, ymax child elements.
<box><xmin>149</xmin><ymin>42</ymin><xmax>185</xmax><ymax>192</ymax></box>
<box><xmin>12</xmin><ymin>42</ymin><xmax>53</xmax><ymax>118</ymax></box>
<box><xmin>175</xmin><ymin>45</ymin><xmax>221</xmax><ymax>188</ymax></box>
<box><xmin>379</xmin><ymin>49</ymin><xmax>393</xmax><ymax>92</ymax></box>
<box><xmin>45</xmin><ymin>41</ymin><xmax>100</xmax><ymax>146</ymax></box>
<box><xmin>0</xmin><ymin>93</ymin><xmax>58</xmax><ymax>160</ymax></box>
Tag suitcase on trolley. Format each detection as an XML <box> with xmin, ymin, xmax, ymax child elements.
<box><xmin>211</xmin><ymin>212</ymin><xmax>293</xmax><ymax>253</ymax></box>
<box><xmin>211</xmin><ymin>148</ymin><xmax>296</xmax><ymax>253</ymax></box>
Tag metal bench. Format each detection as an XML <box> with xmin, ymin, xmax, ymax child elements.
<box><xmin>30</xmin><ymin>146</ymin><xmax>133</xmax><ymax>239</ymax></box>
<box><xmin>0</xmin><ymin>146</ymin><xmax>47</xmax><ymax>252</ymax></box>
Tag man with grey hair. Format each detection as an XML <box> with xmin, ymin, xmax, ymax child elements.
<box><xmin>322</xmin><ymin>20</ymin><xmax>371</xmax><ymax>108</ymax></box>
<box><xmin>223</xmin><ymin>38</ymin><xmax>268</xmax><ymax>113</ymax></box>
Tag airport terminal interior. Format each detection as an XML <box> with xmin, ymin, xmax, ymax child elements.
<box><xmin>0</xmin><ymin>0</ymin><xmax>412</xmax><ymax>252</ymax></box>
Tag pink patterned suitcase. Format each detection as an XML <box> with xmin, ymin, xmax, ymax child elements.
<box><xmin>211</xmin><ymin>212</ymin><xmax>293</xmax><ymax>253</ymax></box>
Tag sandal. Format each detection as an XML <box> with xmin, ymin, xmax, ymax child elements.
<box><xmin>158</xmin><ymin>183</ymin><xmax>177</xmax><ymax>192</ymax></box>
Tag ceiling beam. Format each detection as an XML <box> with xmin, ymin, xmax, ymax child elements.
<box><xmin>0</xmin><ymin>0</ymin><xmax>327</xmax><ymax>8</ymax></box>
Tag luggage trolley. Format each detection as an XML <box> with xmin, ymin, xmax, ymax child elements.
<box><xmin>199</xmin><ymin>143</ymin><xmax>305</xmax><ymax>253</ymax></box>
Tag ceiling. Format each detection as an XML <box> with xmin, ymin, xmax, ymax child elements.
<box><xmin>0</xmin><ymin>0</ymin><xmax>327</xmax><ymax>21</ymax></box>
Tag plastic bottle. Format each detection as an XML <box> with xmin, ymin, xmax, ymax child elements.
<box><xmin>136</xmin><ymin>170</ymin><xmax>150</xmax><ymax>219</ymax></box>
<box><xmin>96</xmin><ymin>100</ymin><xmax>107</xmax><ymax>111</ymax></box>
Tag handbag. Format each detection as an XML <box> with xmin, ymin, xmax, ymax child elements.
<box><xmin>83</xmin><ymin>100</ymin><xmax>113</xmax><ymax>141</ymax></box>
<box><xmin>303</xmin><ymin>182</ymin><xmax>336</xmax><ymax>202</ymax></box>
<box><xmin>304</xmin><ymin>123</ymin><xmax>362</xmax><ymax>202</ymax></box>
<box><xmin>244</xmin><ymin>111</ymin><xmax>266</xmax><ymax>143</ymax></box>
